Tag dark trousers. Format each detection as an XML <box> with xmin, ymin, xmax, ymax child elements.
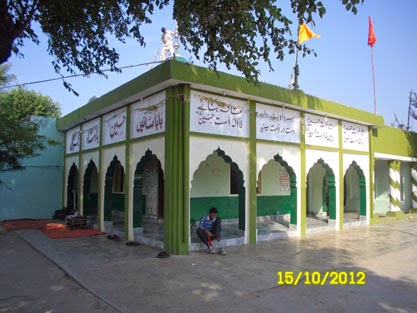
<box><xmin>196</xmin><ymin>218</ymin><xmax>222</xmax><ymax>249</ymax></box>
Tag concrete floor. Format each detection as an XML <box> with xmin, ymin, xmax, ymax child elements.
<box><xmin>1</xmin><ymin>217</ymin><xmax>417</xmax><ymax>313</ymax></box>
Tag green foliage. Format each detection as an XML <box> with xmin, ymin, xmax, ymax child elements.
<box><xmin>0</xmin><ymin>88</ymin><xmax>61</xmax><ymax>119</ymax></box>
<box><xmin>1</xmin><ymin>0</ymin><xmax>364</xmax><ymax>85</ymax></box>
<box><xmin>0</xmin><ymin>64</ymin><xmax>16</xmax><ymax>87</ymax></box>
<box><xmin>0</xmin><ymin>86</ymin><xmax>62</xmax><ymax>175</ymax></box>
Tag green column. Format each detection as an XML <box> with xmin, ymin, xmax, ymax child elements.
<box><xmin>338</xmin><ymin>120</ymin><xmax>344</xmax><ymax>230</ymax></box>
<box><xmin>124</xmin><ymin>106</ymin><xmax>131</xmax><ymax>239</ymax></box>
<box><xmin>164</xmin><ymin>84</ymin><xmax>190</xmax><ymax>255</ymax></box>
<box><xmin>300</xmin><ymin>113</ymin><xmax>307</xmax><ymax>236</ymax></box>
<box><xmin>248</xmin><ymin>100</ymin><xmax>257</xmax><ymax>244</ymax></box>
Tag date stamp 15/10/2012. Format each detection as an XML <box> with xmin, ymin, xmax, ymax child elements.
<box><xmin>277</xmin><ymin>271</ymin><xmax>366</xmax><ymax>286</ymax></box>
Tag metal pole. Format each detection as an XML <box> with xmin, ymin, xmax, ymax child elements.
<box><xmin>371</xmin><ymin>46</ymin><xmax>377</xmax><ymax>114</ymax></box>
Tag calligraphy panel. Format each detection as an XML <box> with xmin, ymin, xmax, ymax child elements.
<box><xmin>66</xmin><ymin>126</ymin><xmax>80</xmax><ymax>154</ymax></box>
<box><xmin>82</xmin><ymin>118</ymin><xmax>100</xmax><ymax>150</ymax></box>
<box><xmin>131</xmin><ymin>92</ymin><xmax>165</xmax><ymax>139</ymax></box>
<box><xmin>304</xmin><ymin>113</ymin><xmax>338</xmax><ymax>148</ymax></box>
<box><xmin>190</xmin><ymin>91</ymin><xmax>249</xmax><ymax>138</ymax></box>
<box><xmin>102</xmin><ymin>108</ymin><xmax>127</xmax><ymax>145</ymax></box>
<box><xmin>256</xmin><ymin>103</ymin><xmax>300</xmax><ymax>143</ymax></box>
<box><xmin>342</xmin><ymin>121</ymin><xmax>369</xmax><ymax>152</ymax></box>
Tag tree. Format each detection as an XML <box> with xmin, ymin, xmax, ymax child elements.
<box><xmin>0</xmin><ymin>86</ymin><xmax>61</xmax><ymax>174</ymax></box>
<box><xmin>1</xmin><ymin>0</ymin><xmax>364</xmax><ymax>86</ymax></box>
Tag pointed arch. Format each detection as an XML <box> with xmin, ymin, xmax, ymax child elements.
<box><xmin>67</xmin><ymin>163</ymin><xmax>78</xmax><ymax>212</ymax></box>
<box><xmin>190</xmin><ymin>148</ymin><xmax>246</xmax><ymax>231</ymax></box>
<box><xmin>344</xmin><ymin>161</ymin><xmax>366</xmax><ymax>217</ymax></box>
<box><xmin>104</xmin><ymin>155</ymin><xmax>125</xmax><ymax>222</ymax></box>
<box><xmin>83</xmin><ymin>159</ymin><xmax>98</xmax><ymax>216</ymax></box>
<box><xmin>273</xmin><ymin>153</ymin><xmax>297</xmax><ymax>225</ymax></box>
<box><xmin>307</xmin><ymin>158</ymin><xmax>336</xmax><ymax>220</ymax></box>
<box><xmin>133</xmin><ymin>149</ymin><xmax>164</xmax><ymax>228</ymax></box>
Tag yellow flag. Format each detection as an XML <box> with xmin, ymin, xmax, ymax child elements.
<box><xmin>298</xmin><ymin>24</ymin><xmax>320</xmax><ymax>44</ymax></box>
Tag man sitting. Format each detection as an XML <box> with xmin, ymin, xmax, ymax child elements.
<box><xmin>196</xmin><ymin>207</ymin><xmax>227</xmax><ymax>255</ymax></box>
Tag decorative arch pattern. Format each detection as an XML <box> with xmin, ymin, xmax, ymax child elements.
<box><xmin>307</xmin><ymin>158</ymin><xmax>336</xmax><ymax>220</ymax></box>
<box><xmin>273</xmin><ymin>153</ymin><xmax>297</xmax><ymax>224</ymax></box>
<box><xmin>344</xmin><ymin>161</ymin><xmax>366</xmax><ymax>216</ymax></box>
<box><xmin>133</xmin><ymin>149</ymin><xmax>164</xmax><ymax>228</ymax></box>
<box><xmin>67</xmin><ymin>163</ymin><xmax>78</xmax><ymax>212</ymax></box>
<box><xmin>83</xmin><ymin>159</ymin><xmax>98</xmax><ymax>216</ymax></box>
<box><xmin>104</xmin><ymin>155</ymin><xmax>125</xmax><ymax>222</ymax></box>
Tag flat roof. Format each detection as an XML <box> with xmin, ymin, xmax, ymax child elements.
<box><xmin>57</xmin><ymin>59</ymin><xmax>385</xmax><ymax>131</ymax></box>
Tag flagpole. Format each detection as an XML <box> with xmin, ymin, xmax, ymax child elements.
<box><xmin>371</xmin><ymin>45</ymin><xmax>377</xmax><ymax>114</ymax></box>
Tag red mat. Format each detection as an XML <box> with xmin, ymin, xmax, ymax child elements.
<box><xmin>1</xmin><ymin>219</ymin><xmax>53</xmax><ymax>231</ymax></box>
<box><xmin>1</xmin><ymin>219</ymin><xmax>105</xmax><ymax>239</ymax></box>
<box><xmin>40</xmin><ymin>223</ymin><xmax>105</xmax><ymax>239</ymax></box>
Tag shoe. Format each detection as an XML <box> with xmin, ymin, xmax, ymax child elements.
<box><xmin>208</xmin><ymin>247</ymin><xmax>216</xmax><ymax>254</ymax></box>
<box><xmin>219</xmin><ymin>248</ymin><xmax>227</xmax><ymax>255</ymax></box>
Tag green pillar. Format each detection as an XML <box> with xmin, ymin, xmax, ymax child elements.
<box><xmin>164</xmin><ymin>84</ymin><xmax>190</xmax><ymax>255</ymax></box>
<box><xmin>300</xmin><ymin>113</ymin><xmax>307</xmax><ymax>236</ymax></box>
<box><xmin>248</xmin><ymin>100</ymin><xmax>257</xmax><ymax>244</ymax></box>
<box><xmin>124</xmin><ymin>107</ymin><xmax>131</xmax><ymax>239</ymax></box>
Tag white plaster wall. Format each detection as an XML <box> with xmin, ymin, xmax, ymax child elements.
<box><xmin>190</xmin><ymin>153</ymin><xmax>230</xmax><ymax>197</ymax></box>
<box><xmin>130</xmin><ymin>137</ymin><xmax>165</xmax><ymax>174</ymax></box>
<box><xmin>189</xmin><ymin>136</ymin><xmax>249</xmax><ymax>241</ymax></box>
<box><xmin>306</xmin><ymin>149</ymin><xmax>340</xmax><ymax>229</ymax></box>
<box><xmin>64</xmin><ymin>156</ymin><xmax>79</xmax><ymax>210</ymax></box>
<box><xmin>257</xmin><ymin>143</ymin><xmax>301</xmax><ymax>234</ymax></box>
<box><xmin>343</xmin><ymin>154</ymin><xmax>370</xmax><ymax>224</ymax></box>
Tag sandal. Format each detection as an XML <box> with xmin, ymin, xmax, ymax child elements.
<box><xmin>157</xmin><ymin>251</ymin><xmax>170</xmax><ymax>258</ymax></box>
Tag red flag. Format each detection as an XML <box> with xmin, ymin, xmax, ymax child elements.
<box><xmin>368</xmin><ymin>16</ymin><xmax>376</xmax><ymax>47</ymax></box>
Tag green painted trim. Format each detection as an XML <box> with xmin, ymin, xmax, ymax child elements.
<box><xmin>100</xmin><ymin>142</ymin><xmax>127</xmax><ymax>150</ymax></box>
<box><xmin>164</xmin><ymin>85</ymin><xmax>190</xmax><ymax>255</ymax></box>
<box><xmin>372</xmin><ymin>126</ymin><xmax>417</xmax><ymax>159</ymax></box>
<box><xmin>169</xmin><ymin>61</ymin><xmax>384</xmax><ymax>127</ymax></box>
<box><xmin>386</xmin><ymin>211</ymin><xmax>405</xmax><ymax>218</ymax></box>
<box><xmin>57</xmin><ymin>62</ymin><xmax>173</xmax><ymax>130</ymax></box>
<box><xmin>58</xmin><ymin>60</ymin><xmax>384</xmax><ymax>133</ymax></box>
<box><xmin>183</xmin><ymin>85</ymin><xmax>191</xmax><ymax>248</ymax></box>
<box><xmin>338</xmin><ymin>121</ymin><xmax>344</xmax><ymax>230</ymax></box>
<box><xmin>305</xmin><ymin>145</ymin><xmax>339</xmax><ymax>152</ymax></box>
<box><xmin>78</xmin><ymin>126</ymin><xmax>83</xmax><ymax>214</ymax></box>
<box><xmin>98</xmin><ymin>116</ymin><xmax>103</xmax><ymax>230</ymax></box>
<box><xmin>300</xmin><ymin>113</ymin><xmax>307</xmax><ymax>235</ymax></box>
<box><xmin>130</xmin><ymin>133</ymin><xmax>165</xmax><ymax>144</ymax></box>
<box><xmin>124</xmin><ymin>106</ymin><xmax>131</xmax><ymax>239</ymax></box>
<box><xmin>389</xmin><ymin>177</ymin><xmax>401</xmax><ymax>189</ymax></box>
<box><xmin>79</xmin><ymin>147</ymin><xmax>100</xmax><ymax>154</ymax></box>
<box><xmin>256</xmin><ymin>138</ymin><xmax>300</xmax><ymax>147</ymax></box>
<box><xmin>341</xmin><ymin>150</ymin><xmax>369</xmax><ymax>156</ymax></box>
<box><xmin>62</xmin><ymin>135</ymin><xmax>67</xmax><ymax>210</ymax></box>
<box><xmin>189</xmin><ymin>132</ymin><xmax>249</xmax><ymax>142</ymax></box>
<box><xmin>249</xmin><ymin>100</ymin><xmax>257</xmax><ymax>244</ymax></box>
<box><xmin>65</xmin><ymin>152</ymin><xmax>80</xmax><ymax>157</ymax></box>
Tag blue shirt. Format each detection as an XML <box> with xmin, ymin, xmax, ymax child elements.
<box><xmin>199</xmin><ymin>215</ymin><xmax>216</xmax><ymax>231</ymax></box>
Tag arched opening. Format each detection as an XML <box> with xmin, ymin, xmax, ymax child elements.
<box><xmin>67</xmin><ymin>163</ymin><xmax>78</xmax><ymax>213</ymax></box>
<box><xmin>104</xmin><ymin>156</ymin><xmax>125</xmax><ymax>232</ymax></box>
<box><xmin>133</xmin><ymin>149</ymin><xmax>165</xmax><ymax>244</ymax></box>
<box><xmin>83</xmin><ymin>159</ymin><xmax>99</xmax><ymax>226</ymax></box>
<box><xmin>190</xmin><ymin>148</ymin><xmax>245</xmax><ymax>246</ymax></box>
<box><xmin>306</xmin><ymin>158</ymin><xmax>336</xmax><ymax>227</ymax></box>
<box><xmin>344</xmin><ymin>161</ymin><xmax>366</xmax><ymax>222</ymax></box>
<box><xmin>256</xmin><ymin>154</ymin><xmax>297</xmax><ymax>237</ymax></box>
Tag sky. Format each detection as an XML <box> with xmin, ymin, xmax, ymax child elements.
<box><xmin>5</xmin><ymin>1</ymin><xmax>417</xmax><ymax>130</ymax></box>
